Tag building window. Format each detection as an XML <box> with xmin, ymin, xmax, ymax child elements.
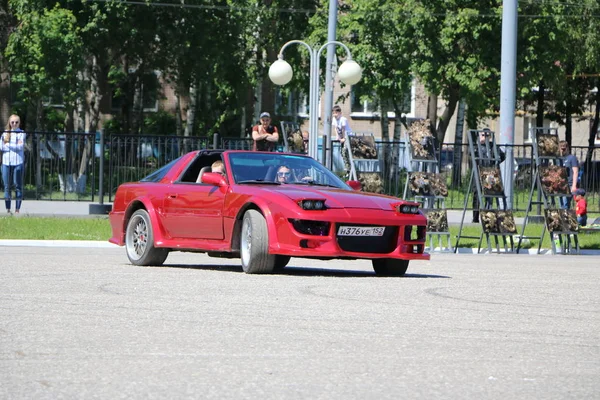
<box><xmin>523</xmin><ymin>117</ymin><xmax>556</xmax><ymax>143</ymax></box>
<box><xmin>350</xmin><ymin>84</ymin><xmax>378</xmax><ymax>114</ymax></box>
<box><xmin>350</xmin><ymin>81</ymin><xmax>414</xmax><ymax>118</ymax></box>
<box><xmin>275</xmin><ymin>89</ymin><xmax>308</xmax><ymax>118</ymax></box>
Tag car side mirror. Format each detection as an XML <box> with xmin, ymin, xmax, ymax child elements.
<box><xmin>347</xmin><ymin>180</ymin><xmax>362</xmax><ymax>191</ymax></box>
<box><xmin>202</xmin><ymin>172</ymin><xmax>227</xmax><ymax>186</ymax></box>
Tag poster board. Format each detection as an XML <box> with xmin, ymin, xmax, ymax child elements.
<box><xmin>478</xmin><ymin>167</ymin><xmax>504</xmax><ymax>196</ymax></box>
<box><xmin>544</xmin><ymin>209</ymin><xmax>579</xmax><ymax>233</ymax></box>
<box><xmin>407</xmin><ymin>119</ymin><xmax>436</xmax><ymax>161</ymax></box>
<box><xmin>539</xmin><ymin>166</ymin><xmax>570</xmax><ymax>195</ymax></box>
<box><xmin>480</xmin><ymin>210</ymin><xmax>518</xmax><ymax>234</ymax></box>
<box><xmin>425</xmin><ymin>209</ymin><xmax>449</xmax><ymax>232</ymax></box>
<box><xmin>408</xmin><ymin>172</ymin><xmax>449</xmax><ymax>197</ymax></box>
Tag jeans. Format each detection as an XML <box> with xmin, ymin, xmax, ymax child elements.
<box><xmin>559</xmin><ymin>195</ymin><xmax>572</xmax><ymax>209</ymax></box>
<box><xmin>2</xmin><ymin>163</ymin><xmax>24</xmax><ymax>201</ymax></box>
<box><xmin>578</xmin><ymin>214</ymin><xmax>587</xmax><ymax>226</ymax></box>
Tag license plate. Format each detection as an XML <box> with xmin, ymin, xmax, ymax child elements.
<box><xmin>337</xmin><ymin>226</ymin><xmax>385</xmax><ymax>237</ymax></box>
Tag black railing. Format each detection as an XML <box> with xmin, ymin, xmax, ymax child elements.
<box><xmin>14</xmin><ymin>131</ymin><xmax>600</xmax><ymax>212</ymax></box>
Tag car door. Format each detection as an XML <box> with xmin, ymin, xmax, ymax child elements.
<box><xmin>161</xmin><ymin>182</ymin><xmax>225</xmax><ymax>240</ymax></box>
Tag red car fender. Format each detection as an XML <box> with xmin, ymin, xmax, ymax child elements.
<box><xmin>123</xmin><ymin>196</ymin><xmax>169</xmax><ymax>245</ymax></box>
<box><xmin>232</xmin><ymin>196</ymin><xmax>280</xmax><ymax>248</ymax></box>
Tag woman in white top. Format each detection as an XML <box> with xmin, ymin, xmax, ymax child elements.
<box><xmin>1</xmin><ymin>114</ymin><xmax>26</xmax><ymax>214</ymax></box>
<box><xmin>332</xmin><ymin>105</ymin><xmax>352</xmax><ymax>177</ymax></box>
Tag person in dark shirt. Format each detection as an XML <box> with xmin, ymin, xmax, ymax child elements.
<box><xmin>559</xmin><ymin>140</ymin><xmax>579</xmax><ymax>209</ymax></box>
<box><xmin>252</xmin><ymin>112</ymin><xmax>279</xmax><ymax>151</ymax></box>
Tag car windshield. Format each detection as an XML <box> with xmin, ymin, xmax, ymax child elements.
<box><xmin>228</xmin><ymin>152</ymin><xmax>349</xmax><ymax>189</ymax></box>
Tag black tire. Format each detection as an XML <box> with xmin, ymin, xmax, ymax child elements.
<box><xmin>240</xmin><ymin>210</ymin><xmax>275</xmax><ymax>274</ymax></box>
<box><xmin>125</xmin><ymin>209</ymin><xmax>169</xmax><ymax>266</ymax></box>
<box><xmin>372</xmin><ymin>258</ymin><xmax>409</xmax><ymax>277</ymax></box>
<box><xmin>274</xmin><ymin>255</ymin><xmax>291</xmax><ymax>270</ymax></box>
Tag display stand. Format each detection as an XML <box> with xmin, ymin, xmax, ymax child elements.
<box><xmin>455</xmin><ymin>129</ymin><xmax>516</xmax><ymax>253</ymax></box>
<box><xmin>280</xmin><ymin>121</ymin><xmax>305</xmax><ymax>153</ymax></box>
<box><xmin>516</xmin><ymin>128</ymin><xmax>579</xmax><ymax>254</ymax></box>
<box><xmin>403</xmin><ymin>119</ymin><xmax>452</xmax><ymax>252</ymax></box>
<box><xmin>345</xmin><ymin>134</ymin><xmax>382</xmax><ymax>193</ymax></box>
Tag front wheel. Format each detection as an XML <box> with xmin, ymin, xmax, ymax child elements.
<box><xmin>240</xmin><ymin>210</ymin><xmax>275</xmax><ymax>274</ymax></box>
<box><xmin>274</xmin><ymin>255</ymin><xmax>291</xmax><ymax>271</ymax></box>
<box><xmin>372</xmin><ymin>258</ymin><xmax>409</xmax><ymax>277</ymax></box>
<box><xmin>125</xmin><ymin>209</ymin><xmax>169</xmax><ymax>266</ymax></box>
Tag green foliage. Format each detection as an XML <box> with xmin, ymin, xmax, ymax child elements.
<box><xmin>143</xmin><ymin>111</ymin><xmax>176</xmax><ymax>136</ymax></box>
<box><xmin>6</xmin><ymin>4</ymin><xmax>84</xmax><ymax>118</ymax></box>
<box><xmin>43</xmin><ymin>108</ymin><xmax>67</xmax><ymax>132</ymax></box>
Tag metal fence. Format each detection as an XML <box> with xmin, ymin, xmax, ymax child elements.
<box><xmin>15</xmin><ymin>131</ymin><xmax>600</xmax><ymax>212</ymax></box>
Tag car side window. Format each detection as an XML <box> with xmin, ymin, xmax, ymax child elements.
<box><xmin>179</xmin><ymin>156</ymin><xmax>206</xmax><ymax>183</ymax></box>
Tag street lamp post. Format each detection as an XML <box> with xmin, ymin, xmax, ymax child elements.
<box><xmin>268</xmin><ymin>40</ymin><xmax>362</xmax><ymax>163</ymax></box>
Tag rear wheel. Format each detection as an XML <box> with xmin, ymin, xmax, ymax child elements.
<box><xmin>240</xmin><ymin>210</ymin><xmax>275</xmax><ymax>274</ymax></box>
<box><xmin>125</xmin><ymin>209</ymin><xmax>169</xmax><ymax>266</ymax></box>
<box><xmin>372</xmin><ymin>258</ymin><xmax>409</xmax><ymax>277</ymax></box>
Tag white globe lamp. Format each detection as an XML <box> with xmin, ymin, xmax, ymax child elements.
<box><xmin>338</xmin><ymin>59</ymin><xmax>362</xmax><ymax>86</ymax></box>
<box><xmin>269</xmin><ymin>59</ymin><xmax>293</xmax><ymax>86</ymax></box>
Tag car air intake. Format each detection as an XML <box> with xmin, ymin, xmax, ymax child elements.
<box><xmin>336</xmin><ymin>224</ymin><xmax>398</xmax><ymax>253</ymax></box>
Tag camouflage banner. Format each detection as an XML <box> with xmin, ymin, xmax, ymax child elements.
<box><xmin>425</xmin><ymin>209</ymin><xmax>449</xmax><ymax>232</ymax></box>
<box><xmin>357</xmin><ymin>172</ymin><xmax>384</xmax><ymax>194</ymax></box>
<box><xmin>480</xmin><ymin>210</ymin><xmax>518</xmax><ymax>234</ymax></box>
<box><xmin>539</xmin><ymin>166</ymin><xmax>570</xmax><ymax>195</ymax></box>
<box><xmin>349</xmin><ymin>135</ymin><xmax>378</xmax><ymax>160</ymax></box>
<box><xmin>536</xmin><ymin>134</ymin><xmax>560</xmax><ymax>157</ymax></box>
<box><xmin>478</xmin><ymin>167</ymin><xmax>504</xmax><ymax>196</ymax></box>
<box><xmin>407</xmin><ymin>119</ymin><xmax>436</xmax><ymax>161</ymax></box>
<box><xmin>280</xmin><ymin>122</ymin><xmax>306</xmax><ymax>154</ymax></box>
<box><xmin>408</xmin><ymin>172</ymin><xmax>449</xmax><ymax>197</ymax></box>
<box><xmin>544</xmin><ymin>209</ymin><xmax>579</xmax><ymax>233</ymax></box>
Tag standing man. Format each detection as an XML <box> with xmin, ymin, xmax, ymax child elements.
<box><xmin>559</xmin><ymin>140</ymin><xmax>579</xmax><ymax>209</ymax></box>
<box><xmin>332</xmin><ymin>105</ymin><xmax>352</xmax><ymax>177</ymax></box>
<box><xmin>252</xmin><ymin>112</ymin><xmax>279</xmax><ymax>152</ymax></box>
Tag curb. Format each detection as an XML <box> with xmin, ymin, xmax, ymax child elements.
<box><xmin>0</xmin><ymin>240</ymin><xmax>117</xmax><ymax>248</ymax></box>
<box><xmin>0</xmin><ymin>240</ymin><xmax>598</xmax><ymax>255</ymax></box>
<box><xmin>428</xmin><ymin>247</ymin><xmax>600</xmax><ymax>255</ymax></box>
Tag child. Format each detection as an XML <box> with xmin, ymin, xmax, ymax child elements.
<box><xmin>574</xmin><ymin>188</ymin><xmax>587</xmax><ymax>226</ymax></box>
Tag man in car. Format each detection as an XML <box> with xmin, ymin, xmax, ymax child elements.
<box><xmin>276</xmin><ymin>165</ymin><xmax>292</xmax><ymax>184</ymax></box>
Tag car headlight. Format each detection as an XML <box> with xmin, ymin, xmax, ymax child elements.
<box><xmin>298</xmin><ymin>199</ymin><xmax>327</xmax><ymax>211</ymax></box>
<box><xmin>394</xmin><ymin>203</ymin><xmax>420</xmax><ymax>214</ymax></box>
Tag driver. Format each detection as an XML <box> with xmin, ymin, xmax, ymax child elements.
<box><xmin>276</xmin><ymin>165</ymin><xmax>292</xmax><ymax>183</ymax></box>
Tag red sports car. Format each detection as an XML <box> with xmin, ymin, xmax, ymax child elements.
<box><xmin>109</xmin><ymin>150</ymin><xmax>429</xmax><ymax>275</ymax></box>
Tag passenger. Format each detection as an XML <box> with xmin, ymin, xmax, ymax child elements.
<box><xmin>211</xmin><ymin>160</ymin><xmax>225</xmax><ymax>175</ymax></box>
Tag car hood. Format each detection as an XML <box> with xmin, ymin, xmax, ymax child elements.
<box><xmin>260</xmin><ymin>185</ymin><xmax>400</xmax><ymax>210</ymax></box>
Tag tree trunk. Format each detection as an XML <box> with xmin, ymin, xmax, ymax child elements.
<box><xmin>565</xmin><ymin>98</ymin><xmax>572</xmax><ymax>147</ymax></box>
<box><xmin>452</xmin><ymin>99</ymin><xmax>466</xmax><ymax>187</ymax></box>
<box><xmin>175</xmin><ymin>90</ymin><xmax>183</xmax><ymax>136</ymax></box>
<box><xmin>585</xmin><ymin>79</ymin><xmax>600</xmax><ymax>166</ymax></box>
<box><xmin>185</xmin><ymin>78</ymin><xmax>199</xmax><ymax>137</ymax></box>
<box><xmin>426</xmin><ymin>92</ymin><xmax>438</xmax><ymax>134</ymax></box>
<box><xmin>88</xmin><ymin>54</ymin><xmax>102</xmax><ymax>134</ymax></box>
<box><xmin>435</xmin><ymin>86</ymin><xmax>460</xmax><ymax>148</ymax></box>
<box><xmin>536</xmin><ymin>80</ymin><xmax>545</xmax><ymax>128</ymax></box>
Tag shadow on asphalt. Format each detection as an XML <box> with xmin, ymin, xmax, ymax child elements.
<box><xmin>157</xmin><ymin>263</ymin><xmax>450</xmax><ymax>279</ymax></box>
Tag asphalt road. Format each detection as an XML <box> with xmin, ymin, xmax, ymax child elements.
<box><xmin>1</xmin><ymin>247</ymin><xmax>599</xmax><ymax>399</ymax></box>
